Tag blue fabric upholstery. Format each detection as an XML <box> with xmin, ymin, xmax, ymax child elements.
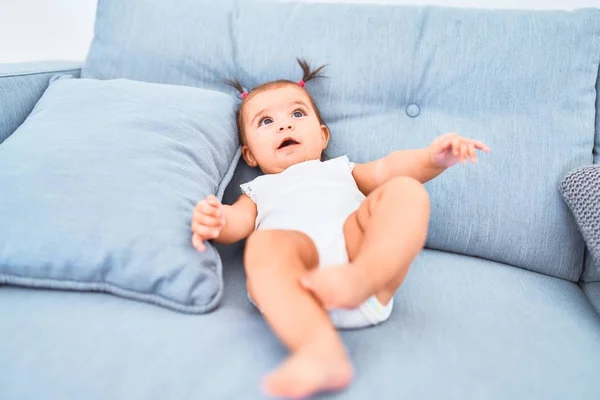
<box><xmin>82</xmin><ymin>0</ymin><xmax>600</xmax><ymax>281</ymax></box>
<box><xmin>1</xmin><ymin>248</ymin><xmax>599</xmax><ymax>400</ymax></box>
<box><xmin>0</xmin><ymin>61</ymin><xmax>81</xmax><ymax>144</ymax></box>
<box><xmin>583</xmin><ymin>282</ymin><xmax>600</xmax><ymax>316</ymax></box>
<box><xmin>584</xmin><ymin>251</ymin><xmax>600</xmax><ymax>282</ymax></box>
<box><xmin>0</xmin><ymin>76</ymin><xmax>240</xmax><ymax>313</ymax></box>
<box><xmin>232</xmin><ymin>4</ymin><xmax>599</xmax><ymax>282</ymax></box>
<box><xmin>82</xmin><ymin>0</ymin><xmax>236</xmax><ymax>89</ymax></box>
<box><xmin>3</xmin><ymin>2</ymin><xmax>600</xmax><ymax>398</ymax></box>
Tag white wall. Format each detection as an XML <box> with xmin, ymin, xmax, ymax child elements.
<box><xmin>305</xmin><ymin>0</ymin><xmax>600</xmax><ymax>4</ymax></box>
<box><xmin>0</xmin><ymin>0</ymin><xmax>97</xmax><ymax>63</ymax></box>
<box><xmin>0</xmin><ymin>0</ymin><xmax>599</xmax><ymax>64</ymax></box>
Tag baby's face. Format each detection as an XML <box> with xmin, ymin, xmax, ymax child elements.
<box><xmin>241</xmin><ymin>84</ymin><xmax>329</xmax><ymax>174</ymax></box>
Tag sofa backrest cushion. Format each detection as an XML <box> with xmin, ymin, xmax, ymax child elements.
<box><xmin>83</xmin><ymin>0</ymin><xmax>600</xmax><ymax>280</ymax></box>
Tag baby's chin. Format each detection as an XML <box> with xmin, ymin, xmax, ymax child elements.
<box><xmin>261</xmin><ymin>151</ymin><xmax>322</xmax><ymax>174</ymax></box>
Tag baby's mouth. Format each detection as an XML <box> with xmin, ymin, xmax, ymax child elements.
<box><xmin>278</xmin><ymin>137</ymin><xmax>300</xmax><ymax>149</ymax></box>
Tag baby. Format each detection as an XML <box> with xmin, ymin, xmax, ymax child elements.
<box><xmin>191</xmin><ymin>59</ymin><xmax>489</xmax><ymax>399</ymax></box>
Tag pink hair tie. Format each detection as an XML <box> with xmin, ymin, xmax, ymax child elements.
<box><xmin>297</xmin><ymin>80</ymin><xmax>305</xmax><ymax>88</ymax></box>
<box><xmin>241</xmin><ymin>91</ymin><xmax>248</xmax><ymax>99</ymax></box>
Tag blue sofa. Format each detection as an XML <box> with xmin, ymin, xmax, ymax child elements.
<box><xmin>2</xmin><ymin>1</ymin><xmax>600</xmax><ymax>399</ymax></box>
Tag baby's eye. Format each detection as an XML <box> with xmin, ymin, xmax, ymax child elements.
<box><xmin>292</xmin><ymin>109</ymin><xmax>305</xmax><ymax>118</ymax></box>
<box><xmin>259</xmin><ymin>117</ymin><xmax>273</xmax><ymax>127</ymax></box>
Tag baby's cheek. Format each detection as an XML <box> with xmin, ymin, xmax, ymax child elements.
<box><xmin>253</xmin><ymin>138</ymin><xmax>276</xmax><ymax>161</ymax></box>
<box><xmin>258</xmin><ymin>136</ymin><xmax>275</xmax><ymax>150</ymax></box>
<box><xmin>247</xmin><ymin>132</ymin><xmax>267</xmax><ymax>147</ymax></box>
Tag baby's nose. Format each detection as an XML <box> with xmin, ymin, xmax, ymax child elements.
<box><xmin>278</xmin><ymin>123</ymin><xmax>294</xmax><ymax>131</ymax></box>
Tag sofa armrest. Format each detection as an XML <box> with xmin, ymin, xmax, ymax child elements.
<box><xmin>0</xmin><ymin>61</ymin><xmax>81</xmax><ymax>144</ymax></box>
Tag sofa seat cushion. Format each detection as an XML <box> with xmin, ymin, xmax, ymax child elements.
<box><xmin>1</xmin><ymin>247</ymin><xmax>599</xmax><ymax>399</ymax></box>
<box><xmin>583</xmin><ymin>282</ymin><xmax>600</xmax><ymax>316</ymax></box>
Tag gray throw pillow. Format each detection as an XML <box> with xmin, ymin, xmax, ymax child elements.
<box><xmin>560</xmin><ymin>165</ymin><xmax>600</xmax><ymax>267</ymax></box>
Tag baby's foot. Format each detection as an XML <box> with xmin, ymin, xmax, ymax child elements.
<box><xmin>262</xmin><ymin>332</ymin><xmax>353</xmax><ymax>399</ymax></box>
<box><xmin>300</xmin><ymin>264</ymin><xmax>373</xmax><ymax>310</ymax></box>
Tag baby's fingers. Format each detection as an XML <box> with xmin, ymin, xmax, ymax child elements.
<box><xmin>468</xmin><ymin>143</ymin><xmax>477</xmax><ymax>163</ymax></box>
<box><xmin>191</xmin><ymin>221</ymin><xmax>221</xmax><ymax>240</ymax></box>
<box><xmin>192</xmin><ymin>233</ymin><xmax>206</xmax><ymax>252</ymax></box>
<box><xmin>206</xmin><ymin>195</ymin><xmax>220</xmax><ymax>207</ymax></box>
<box><xmin>193</xmin><ymin>212</ymin><xmax>224</xmax><ymax>228</ymax></box>
<box><xmin>460</xmin><ymin>143</ymin><xmax>468</xmax><ymax>163</ymax></box>
<box><xmin>195</xmin><ymin>199</ymin><xmax>221</xmax><ymax>218</ymax></box>
<box><xmin>472</xmin><ymin>140</ymin><xmax>491</xmax><ymax>152</ymax></box>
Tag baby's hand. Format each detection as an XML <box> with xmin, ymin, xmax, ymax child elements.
<box><xmin>191</xmin><ymin>195</ymin><xmax>225</xmax><ymax>252</ymax></box>
<box><xmin>429</xmin><ymin>132</ymin><xmax>490</xmax><ymax>168</ymax></box>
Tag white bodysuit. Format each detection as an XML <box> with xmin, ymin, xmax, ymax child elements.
<box><xmin>241</xmin><ymin>155</ymin><xmax>393</xmax><ymax>329</ymax></box>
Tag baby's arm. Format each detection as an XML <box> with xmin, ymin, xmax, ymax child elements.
<box><xmin>353</xmin><ymin>148</ymin><xmax>443</xmax><ymax>195</ymax></box>
<box><xmin>353</xmin><ymin>132</ymin><xmax>489</xmax><ymax>195</ymax></box>
<box><xmin>191</xmin><ymin>194</ymin><xmax>257</xmax><ymax>252</ymax></box>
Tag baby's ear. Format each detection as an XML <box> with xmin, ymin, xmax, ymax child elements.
<box><xmin>320</xmin><ymin>125</ymin><xmax>330</xmax><ymax>149</ymax></box>
<box><xmin>242</xmin><ymin>145</ymin><xmax>258</xmax><ymax>167</ymax></box>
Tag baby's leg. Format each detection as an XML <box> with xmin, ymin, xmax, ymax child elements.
<box><xmin>244</xmin><ymin>229</ymin><xmax>353</xmax><ymax>398</ymax></box>
<box><xmin>303</xmin><ymin>176</ymin><xmax>430</xmax><ymax>309</ymax></box>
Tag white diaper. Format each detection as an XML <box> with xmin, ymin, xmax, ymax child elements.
<box><xmin>247</xmin><ymin>232</ymin><xmax>394</xmax><ymax>330</ymax></box>
<box><xmin>317</xmin><ymin>234</ymin><xmax>394</xmax><ymax>330</ymax></box>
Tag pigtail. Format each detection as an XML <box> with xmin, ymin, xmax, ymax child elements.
<box><xmin>297</xmin><ymin>58</ymin><xmax>327</xmax><ymax>83</ymax></box>
<box><xmin>224</xmin><ymin>78</ymin><xmax>248</xmax><ymax>99</ymax></box>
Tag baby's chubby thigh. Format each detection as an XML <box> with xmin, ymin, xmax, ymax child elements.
<box><xmin>341</xmin><ymin>209</ymin><xmax>364</xmax><ymax>263</ymax></box>
<box><xmin>243</xmin><ymin>229</ymin><xmax>320</xmax><ymax>304</ymax></box>
<box><xmin>245</xmin><ymin>229</ymin><xmax>319</xmax><ymax>262</ymax></box>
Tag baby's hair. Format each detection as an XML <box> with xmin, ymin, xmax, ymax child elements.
<box><xmin>297</xmin><ymin>58</ymin><xmax>327</xmax><ymax>84</ymax></box>
<box><xmin>225</xmin><ymin>58</ymin><xmax>328</xmax><ymax>143</ymax></box>
<box><xmin>223</xmin><ymin>78</ymin><xmax>245</xmax><ymax>98</ymax></box>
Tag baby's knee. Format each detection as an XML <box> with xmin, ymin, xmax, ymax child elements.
<box><xmin>386</xmin><ymin>176</ymin><xmax>429</xmax><ymax>206</ymax></box>
<box><xmin>245</xmin><ymin>230</ymin><xmax>277</xmax><ymax>251</ymax></box>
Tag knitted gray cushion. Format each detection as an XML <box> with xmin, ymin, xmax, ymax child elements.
<box><xmin>560</xmin><ymin>165</ymin><xmax>600</xmax><ymax>266</ymax></box>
